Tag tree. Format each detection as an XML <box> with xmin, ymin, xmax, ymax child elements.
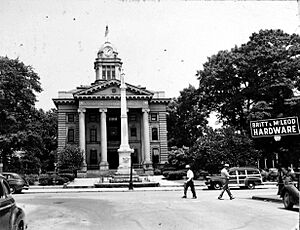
<box><xmin>197</xmin><ymin>29</ymin><xmax>300</xmax><ymax>131</ymax></box>
<box><xmin>58</xmin><ymin>145</ymin><xmax>83</xmax><ymax>177</ymax></box>
<box><xmin>25</xmin><ymin>108</ymin><xmax>58</xmax><ymax>172</ymax></box>
<box><xmin>189</xmin><ymin>127</ymin><xmax>261</xmax><ymax>174</ymax></box>
<box><xmin>0</xmin><ymin>56</ymin><xmax>42</xmax><ymax>170</ymax></box>
<box><xmin>166</xmin><ymin>146</ymin><xmax>189</xmax><ymax>169</ymax></box>
<box><xmin>167</xmin><ymin>85</ymin><xmax>209</xmax><ymax>147</ymax></box>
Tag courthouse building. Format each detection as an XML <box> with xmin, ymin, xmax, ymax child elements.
<box><xmin>53</xmin><ymin>38</ymin><xmax>170</xmax><ymax>176</ymax></box>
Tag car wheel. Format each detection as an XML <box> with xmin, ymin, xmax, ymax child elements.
<box><xmin>213</xmin><ymin>182</ymin><xmax>222</xmax><ymax>190</ymax></box>
<box><xmin>283</xmin><ymin>191</ymin><xmax>294</xmax><ymax>209</ymax></box>
<box><xmin>16</xmin><ymin>221</ymin><xmax>24</xmax><ymax>230</ymax></box>
<box><xmin>247</xmin><ymin>182</ymin><xmax>255</xmax><ymax>189</ymax></box>
<box><xmin>11</xmin><ymin>186</ymin><xmax>16</xmax><ymax>194</ymax></box>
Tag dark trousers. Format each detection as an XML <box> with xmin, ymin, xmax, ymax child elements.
<box><xmin>219</xmin><ymin>179</ymin><xmax>233</xmax><ymax>198</ymax></box>
<box><xmin>184</xmin><ymin>180</ymin><xmax>197</xmax><ymax>197</ymax></box>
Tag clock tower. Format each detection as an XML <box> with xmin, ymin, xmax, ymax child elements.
<box><xmin>94</xmin><ymin>27</ymin><xmax>122</xmax><ymax>83</ymax></box>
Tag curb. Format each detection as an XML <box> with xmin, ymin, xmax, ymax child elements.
<box><xmin>252</xmin><ymin>195</ymin><xmax>282</xmax><ymax>203</ymax></box>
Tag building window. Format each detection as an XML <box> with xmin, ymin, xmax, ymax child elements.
<box><xmin>102</xmin><ymin>69</ymin><xmax>106</xmax><ymax>80</ymax></box>
<box><xmin>107</xmin><ymin>66</ymin><xmax>111</xmax><ymax>80</ymax></box>
<box><xmin>102</xmin><ymin>65</ymin><xmax>116</xmax><ymax>80</ymax></box>
<box><xmin>151</xmin><ymin>113</ymin><xmax>158</xmax><ymax>121</ymax></box>
<box><xmin>129</xmin><ymin>114</ymin><xmax>137</xmax><ymax>121</ymax></box>
<box><xmin>90</xmin><ymin>129</ymin><xmax>97</xmax><ymax>142</ymax></box>
<box><xmin>89</xmin><ymin>113</ymin><xmax>97</xmax><ymax>122</ymax></box>
<box><xmin>112</xmin><ymin>68</ymin><xmax>116</xmax><ymax>79</ymax></box>
<box><xmin>67</xmin><ymin>128</ymin><xmax>75</xmax><ymax>143</ymax></box>
<box><xmin>152</xmin><ymin>148</ymin><xmax>160</xmax><ymax>164</ymax></box>
<box><xmin>152</xmin><ymin>127</ymin><xmax>158</xmax><ymax>141</ymax></box>
<box><xmin>132</xmin><ymin>149</ymin><xmax>138</xmax><ymax>164</ymax></box>
<box><xmin>90</xmin><ymin>149</ymin><xmax>98</xmax><ymax>165</ymax></box>
<box><xmin>131</xmin><ymin>127</ymin><xmax>137</xmax><ymax>137</ymax></box>
<box><xmin>67</xmin><ymin>114</ymin><xmax>75</xmax><ymax>123</ymax></box>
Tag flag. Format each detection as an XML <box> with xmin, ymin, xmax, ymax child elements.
<box><xmin>105</xmin><ymin>25</ymin><xmax>109</xmax><ymax>37</ymax></box>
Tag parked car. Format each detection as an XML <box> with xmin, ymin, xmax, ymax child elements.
<box><xmin>205</xmin><ymin>167</ymin><xmax>263</xmax><ymax>190</ymax></box>
<box><xmin>280</xmin><ymin>172</ymin><xmax>299</xmax><ymax>210</ymax></box>
<box><xmin>0</xmin><ymin>177</ymin><xmax>26</xmax><ymax>229</ymax></box>
<box><xmin>0</xmin><ymin>172</ymin><xmax>29</xmax><ymax>194</ymax></box>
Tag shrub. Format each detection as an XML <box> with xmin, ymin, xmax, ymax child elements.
<box><xmin>58</xmin><ymin>173</ymin><xmax>75</xmax><ymax>182</ymax></box>
<box><xmin>163</xmin><ymin>170</ymin><xmax>186</xmax><ymax>180</ymax></box>
<box><xmin>38</xmin><ymin>174</ymin><xmax>69</xmax><ymax>186</ymax></box>
<box><xmin>24</xmin><ymin>174</ymin><xmax>39</xmax><ymax>185</ymax></box>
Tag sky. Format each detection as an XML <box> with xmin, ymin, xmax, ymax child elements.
<box><xmin>1</xmin><ymin>0</ymin><xmax>299</xmax><ymax>123</ymax></box>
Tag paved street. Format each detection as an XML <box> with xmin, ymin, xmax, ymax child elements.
<box><xmin>14</xmin><ymin>188</ymin><xmax>298</xmax><ymax>230</ymax></box>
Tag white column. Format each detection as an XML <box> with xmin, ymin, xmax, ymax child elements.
<box><xmin>99</xmin><ymin>108</ymin><xmax>109</xmax><ymax>172</ymax></box>
<box><xmin>142</xmin><ymin>108</ymin><xmax>152</xmax><ymax>165</ymax></box>
<box><xmin>78</xmin><ymin>108</ymin><xmax>87</xmax><ymax>171</ymax></box>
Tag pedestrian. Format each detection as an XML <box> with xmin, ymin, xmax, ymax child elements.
<box><xmin>218</xmin><ymin>163</ymin><xmax>234</xmax><ymax>200</ymax></box>
<box><xmin>182</xmin><ymin>164</ymin><xmax>197</xmax><ymax>199</ymax></box>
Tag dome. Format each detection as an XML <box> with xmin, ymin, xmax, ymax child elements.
<box><xmin>98</xmin><ymin>41</ymin><xmax>118</xmax><ymax>55</ymax></box>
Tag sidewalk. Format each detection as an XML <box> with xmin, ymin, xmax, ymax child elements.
<box><xmin>24</xmin><ymin>175</ymin><xmax>205</xmax><ymax>193</ymax></box>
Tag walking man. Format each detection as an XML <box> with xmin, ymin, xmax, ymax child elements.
<box><xmin>218</xmin><ymin>163</ymin><xmax>234</xmax><ymax>200</ymax></box>
<box><xmin>182</xmin><ymin>165</ymin><xmax>197</xmax><ymax>199</ymax></box>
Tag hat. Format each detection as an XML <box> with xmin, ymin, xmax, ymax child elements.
<box><xmin>224</xmin><ymin>163</ymin><xmax>229</xmax><ymax>167</ymax></box>
<box><xmin>185</xmin><ymin>165</ymin><xmax>190</xmax><ymax>169</ymax></box>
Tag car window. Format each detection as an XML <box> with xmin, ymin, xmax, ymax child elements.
<box><xmin>229</xmin><ymin>171</ymin><xmax>236</xmax><ymax>176</ymax></box>
<box><xmin>3</xmin><ymin>174</ymin><xmax>9</xmax><ymax>179</ymax></box>
<box><xmin>2</xmin><ymin>180</ymin><xmax>10</xmax><ymax>195</ymax></box>
<box><xmin>248</xmin><ymin>170</ymin><xmax>259</xmax><ymax>175</ymax></box>
<box><xmin>11</xmin><ymin>174</ymin><xmax>19</xmax><ymax>179</ymax></box>
<box><xmin>238</xmin><ymin>170</ymin><xmax>246</xmax><ymax>175</ymax></box>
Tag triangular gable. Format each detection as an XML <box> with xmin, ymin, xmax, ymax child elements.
<box><xmin>74</xmin><ymin>79</ymin><xmax>153</xmax><ymax>98</ymax></box>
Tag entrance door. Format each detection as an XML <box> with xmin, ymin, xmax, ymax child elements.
<box><xmin>108</xmin><ymin>149</ymin><xmax>119</xmax><ymax>169</ymax></box>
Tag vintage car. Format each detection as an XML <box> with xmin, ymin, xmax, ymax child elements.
<box><xmin>0</xmin><ymin>172</ymin><xmax>29</xmax><ymax>194</ymax></box>
<box><xmin>280</xmin><ymin>173</ymin><xmax>299</xmax><ymax>210</ymax></box>
<box><xmin>0</xmin><ymin>177</ymin><xmax>26</xmax><ymax>229</ymax></box>
<box><xmin>205</xmin><ymin>167</ymin><xmax>263</xmax><ymax>190</ymax></box>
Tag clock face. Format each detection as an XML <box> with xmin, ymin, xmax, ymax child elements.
<box><xmin>104</xmin><ymin>47</ymin><xmax>113</xmax><ymax>57</ymax></box>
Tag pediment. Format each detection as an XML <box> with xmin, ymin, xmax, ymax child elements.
<box><xmin>74</xmin><ymin>79</ymin><xmax>153</xmax><ymax>99</ymax></box>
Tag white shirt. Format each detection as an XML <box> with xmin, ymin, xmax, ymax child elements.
<box><xmin>221</xmin><ymin>168</ymin><xmax>230</xmax><ymax>179</ymax></box>
<box><xmin>187</xmin><ymin>169</ymin><xmax>194</xmax><ymax>181</ymax></box>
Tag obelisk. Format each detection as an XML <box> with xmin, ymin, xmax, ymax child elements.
<box><xmin>116</xmin><ymin>72</ymin><xmax>134</xmax><ymax>175</ymax></box>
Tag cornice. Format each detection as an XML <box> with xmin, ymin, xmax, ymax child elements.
<box><xmin>52</xmin><ymin>98</ymin><xmax>76</xmax><ymax>106</ymax></box>
<box><xmin>75</xmin><ymin>94</ymin><xmax>152</xmax><ymax>100</ymax></box>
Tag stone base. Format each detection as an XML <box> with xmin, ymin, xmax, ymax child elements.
<box><xmin>99</xmin><ymin>161</ymin><xmax>109</xmax><ymax>175</ymax></box>
<box><xmin>111</xmin><ymin>174</ymin><xmax>141</xmax><ymax>183</ymax></box>
<box><xmin>77</xmin><ymin>171</ymin><xmax>87</xmax><ymax>178</ymax></box>
<box><xmin>143</xmin><ymin>162</ymin><xmax>154</xmax><ymax>175</ymax></box>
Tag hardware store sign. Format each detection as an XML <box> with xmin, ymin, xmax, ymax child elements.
<box><xmin>250</xmin><ymin>117</ymin><xmax>300</xmax><ymax>138</ymax></box>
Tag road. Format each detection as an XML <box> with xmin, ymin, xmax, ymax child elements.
<box><xmin>14</xmin><ymin>188</ymin><xmax>298</xmax><ymax>230</ymax></box>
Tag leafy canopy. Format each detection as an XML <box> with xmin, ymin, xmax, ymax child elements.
<box><xmin>197</xmin><ymin>29</ymin><xmax>300</xmax><ymax>130</ymax></box>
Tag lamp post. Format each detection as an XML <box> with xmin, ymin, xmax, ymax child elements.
<box><xmin>129</xmin><ymin>152</ymin><xmax>133</xmax><ymax>190</ymax></box>
<box><xmin>274</xmin><ymin>135</ymin><xmax>283</xmax><ymax>195</ymax></box>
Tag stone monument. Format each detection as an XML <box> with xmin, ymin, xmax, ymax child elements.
<box><xmin>113</xmin><ymin>73</ymin><xmax>138</xmax><ymax>182</ymax></box>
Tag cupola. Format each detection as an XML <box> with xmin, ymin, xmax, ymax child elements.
<box><xmin>94</xmin><ymin>26</ymin><xmax>123</xmax><ymax>83</ymax></box>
